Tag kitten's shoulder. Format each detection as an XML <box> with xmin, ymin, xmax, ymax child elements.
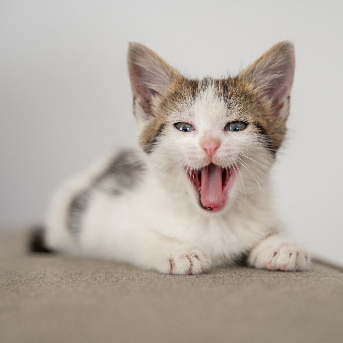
<box><xmin>90</xmin><ymin>148</ymin><xmax>147</xmax><ymax>195</ymax></box>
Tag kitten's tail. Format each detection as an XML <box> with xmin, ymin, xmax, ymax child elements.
<box><xmin>29</xmin><ymin>225</ymin><xmax>55</xmax><ymax>254</ymax></box>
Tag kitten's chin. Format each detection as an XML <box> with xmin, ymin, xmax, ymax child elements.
<box><xmin>185</xmin><ymin>164</ymin><xmax>236</xmax><ymax>213</ymax></box>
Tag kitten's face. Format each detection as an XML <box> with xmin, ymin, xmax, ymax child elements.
<box><xmin>146</xmin><ymin>81</ymin><xmax>275</xmax><ymax>213</ymax></box>
<box><xmin>128</xmin><ymin>42</ymin><xmax>294</xmax><ymax>213</ymax></box>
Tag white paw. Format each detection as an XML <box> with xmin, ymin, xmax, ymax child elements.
<box><xmin>248</xmin><ymin>235</ymin><xmax>311</xmax><ymax>271</ymax></box>
<box><xmin>166</xmin><ymin>248</ymin><xmax>211</xmax><ymax>275</ymax></box>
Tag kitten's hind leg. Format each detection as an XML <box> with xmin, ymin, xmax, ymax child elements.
<box><xmin>247</xmin><ymin>234</ymin><xmax>311</xmax><ymax>271</ymax></box>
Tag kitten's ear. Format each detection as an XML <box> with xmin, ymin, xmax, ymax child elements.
<box><xmin>239</xmin><ymin>41</ymin><xmax>295</xmax><ymax>116</ymax></box>
<box><xmin>128</xmin><ymin>43</ymin><xmax>179</xmax><ymax>119</ymax></box>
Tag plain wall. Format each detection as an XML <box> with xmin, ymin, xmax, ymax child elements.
<box><xmin>1</xmin><ymin>0</ymin><xmax>343</xmax><ymax>265</ymax></box>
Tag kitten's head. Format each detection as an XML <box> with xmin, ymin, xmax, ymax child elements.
<box><xmin>128</xmin><ymin>42</ymin><xmax>295</xmax><ymax>214</ymax></box>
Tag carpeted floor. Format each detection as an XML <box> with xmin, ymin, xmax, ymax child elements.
<box><xmin>1</xmin><ymin>229</ymin><xmax>343</xmax><ymax>343</ymax></box>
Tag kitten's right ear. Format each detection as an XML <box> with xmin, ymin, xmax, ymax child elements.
<box><xmin>128</xmin><ymin>43</ymin><xmax>179</xmax><ymax>120</ymax></box>
<box><xmin>238</xmin><ymin>41</ymin><xmax>295</xmax><ymax>117</ymax></box>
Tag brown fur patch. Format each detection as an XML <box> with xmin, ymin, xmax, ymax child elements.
<box><xmin>230</xmin><ymin>77</ymin><xmax>288</xmax><ymax>151</ymax></box>
<box><xmin>139</xmin><ymin>74</ymin><xmax>289</xmax><ymax>153</ymax></box>
<box><xmin>139</xmin><ymin>76</ymin><xmax>199</xmax><ymax>152</ymax></box>
<box><xmin>206</xmin><ymin>76</ymin><xmax>288</xmax><ymax>152</ymax></box>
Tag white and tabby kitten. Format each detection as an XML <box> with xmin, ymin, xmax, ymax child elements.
<box><xmin>34</xmin><ymin>42</ymin><xmax>310</xmax><ymax>274</ymax></box>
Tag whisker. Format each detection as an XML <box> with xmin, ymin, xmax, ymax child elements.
<box><xmin>238</xmin><ymin>153</ymin><xmax>269</xmax><ymax>171</ymax></box>
<box><xmin>108</xmin><ymin>158</ymin><xmax>145</xmax><ymax>168</ymax></box>
<box><xmin>246</xmin><ymin>145</ymin><xmax>279</xmax><ymax>154</ymax></box>
<box><xmin>228</xmin><ymin>156</ymin><xmax>247</xmax><ymax>208</ymax></box>
<box><xmin>237</xmin><ymin>156</ymin><xmax>267</xmax><ymax>196</ymax></box>
<box><xmin>174</xmin><ymin>159</ymin><xmax>187</xmax><ymax>192</ymax></box>
<box><xmin>157</xmin><ymin>157</ymin><xmax>184</xmax><ymax>178</ymax></box>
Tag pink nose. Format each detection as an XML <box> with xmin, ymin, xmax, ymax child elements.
<box><xmin>201</xmin><ymin>141</ymin><xmax>220</xmax><ymax>158</ymax></box>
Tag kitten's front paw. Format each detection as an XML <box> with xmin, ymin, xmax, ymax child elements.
<box><xmin>166</xmin><ymin>248</ymin><xmax>211</xmax><ymax>275</ymax></box>
<box><xmin>248</xmin><ymin>235</ymin><xmax>311</xmax><ymax>271</ymax></box>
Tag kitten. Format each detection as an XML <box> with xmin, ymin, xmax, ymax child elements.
<box><xmin>31</xmin><ymin>41</ymin><xmax>310</xmax><ymax>274</ymax></box>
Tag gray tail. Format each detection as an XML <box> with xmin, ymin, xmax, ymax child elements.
<box><xmin>29</xmin><ymin>225</ymin><xmax>55</xmax><ymax>254</ymax></box>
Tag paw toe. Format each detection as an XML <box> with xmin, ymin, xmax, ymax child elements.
<box><xmin>249</xmin><ymin>237</ymin><xmax>311</xmax><ymax>272</ymax></box>
<box><xmin>169</xmin><ymin>248</ymin><xmax>211</xmax><ymax>275</ymax></box>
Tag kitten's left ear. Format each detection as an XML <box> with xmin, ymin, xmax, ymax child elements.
<box><xmin>128</xmin><ymin>43</ymin><xmax>180</xmax><ymax>120</ymax></box>
<box><xmin>239</xmin><ymin>41</ymin><xmax>295</xmax><ymax>116</ymax></box>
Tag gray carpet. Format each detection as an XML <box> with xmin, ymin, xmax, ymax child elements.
<box><xmin>1</xmin><ymin>229</ymin><xmax>343</xmax><ymax>343</ymax></box>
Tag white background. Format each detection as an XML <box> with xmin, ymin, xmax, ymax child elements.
<box><xmin>1</xmin><ymin>1</ymin><xmax>343</xmax><ymax>265</ymax></box>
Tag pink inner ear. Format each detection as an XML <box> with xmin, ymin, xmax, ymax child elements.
<box><xmin>128</xmin><ymin>44</ymin><xmax>177</xmax><ymax>119</ymax></box>
<box><xmin>129</xmin><ymin>62</ymin><xmax>155</xmax><ymax>118</ymax></box>
<box><xmin>267</xmin><ymin>63</ymin><xmax>294</xmax><ymax>111</ymax></box>
<box><xmin>241</xmin><ymin>42</ymin><xmax>295</xmax><ymax>115</ymax></box>
<box><xmin>130</xmin><ymin>70</ymin><xmax>155</xmax><ymax>118</ymax></box>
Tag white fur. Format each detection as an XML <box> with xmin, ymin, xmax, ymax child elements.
<box><xmin>45</xmin><ymin>83</ymin><xmax>310</xmax><ymax>274</ymax></box>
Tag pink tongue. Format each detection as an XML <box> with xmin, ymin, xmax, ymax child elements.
<box><xmin>200</xmin><ymin>164</ymin><xmax>224</xmax><ymax>208</ymax></box>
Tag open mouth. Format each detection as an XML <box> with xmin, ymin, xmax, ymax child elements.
<box><xmin>186</xmin><ymin>163</ymin><xmax>236</xmax><ymax>212</ymax></box>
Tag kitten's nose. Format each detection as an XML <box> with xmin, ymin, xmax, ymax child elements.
<box><xmin>201</xmin><ymin>141</ymin><xmax>220</xmax><ymax>158</ymax></box>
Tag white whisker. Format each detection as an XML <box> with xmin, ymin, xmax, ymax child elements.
<box><xmin>228</xmin><ymin>156</ymin><xmax>247</xmax><ymax>208</ymax></box>
<box><xmin>237</xmin><ymin>156</ymin><xmax>266</xmax><ymax>196</ymax></box>
<box><xmin>238</xmin><ymin>153</ymin><xmax>268</xmax><ymax>171</ymax></box>
<box><xmin>157</xmin><ymin>157</ymin><xmax>184</xmax><ymax>178</ymax></box>
<box><xmin>108</xmin><ymin>158</ymin><xmax>145</xmax><ymax>168</ymax></box>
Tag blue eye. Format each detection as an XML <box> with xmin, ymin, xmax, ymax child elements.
<box><xmin>174</xmin><ymin>122</ymin><xmax>194</xmax><ymax>132</ymax></box>
<box><xmin>225</xmin><ymin>121</ymin><xmax>247</xmax><ymax>132</ymax></box>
